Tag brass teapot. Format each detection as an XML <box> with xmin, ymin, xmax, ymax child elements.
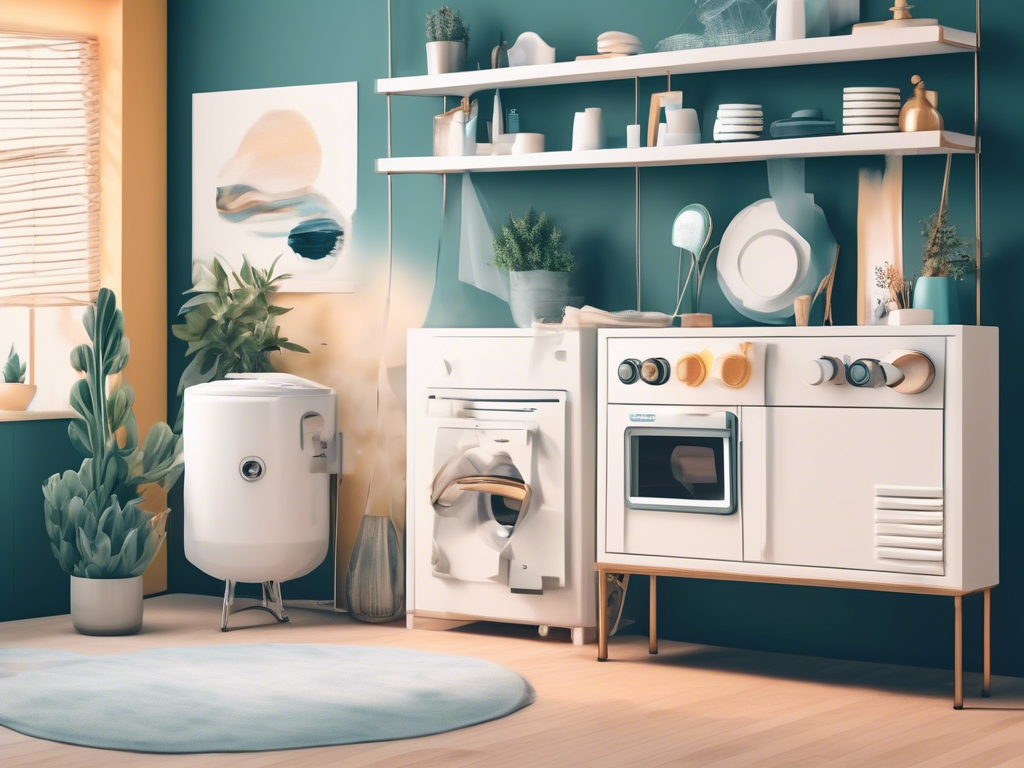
<box><xmin>899</xmin><ymin>75</ymin><xmax>943</xmax><ymax>132</ymax></box>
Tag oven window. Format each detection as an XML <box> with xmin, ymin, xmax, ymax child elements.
<box><xmin>629</xmin><ymin>434</ymin><xmax>727</xmax><ymax>502</ymax></box>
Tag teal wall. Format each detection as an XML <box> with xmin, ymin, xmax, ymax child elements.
<box><xmin>167</xmin><ymin>1</ymin><xmax>1022</xmax><ymax>674</ymax></box>
<box><xmin>0</xmin><ymin>420</ymin><xmax>82</xmax><ymax>621</ymax></box>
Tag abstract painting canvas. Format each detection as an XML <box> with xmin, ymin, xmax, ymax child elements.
<box><xmin>192</xmin><ymin>82</ymin><xmax>358</xmax><ymax>293</ymax></box>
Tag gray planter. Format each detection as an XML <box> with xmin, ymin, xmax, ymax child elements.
<box><xmin>508</xmin><ymin>270</ymin><xmax>572</xmax><ymax>328</ymax></box>
<box><xmin>70</xmin><ymin>575</ymin><xmax>144</xmax><ymax>635</ymax></box>
<box><xmin>426</xmin><ymin>41</ymin><xmax>467</xmax><ymax>75</ymax></box>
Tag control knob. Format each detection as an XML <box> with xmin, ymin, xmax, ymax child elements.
<box><xmin>712</xmin><ymin>345</ymin><xmax>752</xmax><ymax>389</ymax></box>
<box><xmin>676</xmin><ymin>354</ymin><xmax>707</xmax><ymax>387</ymax></box>
<box><xmin>639</xmin><ymin>357</ymin><xmax>671</xmax><ymax>385</ymax></box>
<box><xmin>617</xmin><ymin>359</ymin><xmax>641</xmax><ymax>385</ymax></box>
<box><xmin>801</xmin><ymin>356</ymin><xmax>844</xmax><ymax>386</ymax></box>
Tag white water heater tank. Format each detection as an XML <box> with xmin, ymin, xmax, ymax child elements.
<box><xmin>184</xmin><ymin>373</ymin><xmax>338</xmax><ymax>584</ymax></box>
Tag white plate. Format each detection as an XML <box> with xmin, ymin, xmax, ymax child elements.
<box><xmin>718</xmin><ymin>111</ymin><xmax>763</xmax><ymax>119</ymax></box>
<box><xmin>843</xmin><ymin>124</ymin><xmax>900</xmax><ymax>133</ymax></box>
<box><xmin>844</xmin><ymin>86</ymin><xmax>901</xmax><ymax>93</ymax></box>
<box><xmin>718</xmin><ymin>103</ymin><xmax>761</xmax><ymax>109</ymax></box>
<box><xmin>714</xmin><ymin>133</ymin><xmax>761</xmax><ymax>142</ymax></box>
<box><xmin>843</xmin><ymin>108</ymin><xmax>900</xmax><ymax>116</ymax></box>
<box><xmin>842</xmin><ymin>100</ymin><xmax>904</xmax><ymax>109</ymax></box>
<box><xmin>844</xmin><ymin>92</ymin><xmax>901</xmax><ymax>101</ymax></box>
<box><xmin>718</xmin><ymin>199</ymin><xmax>811</xmax><ymax>313</ymax></box>
<box><xmin>843</xmin><ymin>117</ymin><xmax>899</xmax><ymax>125</ymax></box>
<box><xmin>598</xmin><ymin>31</ymin><xmax>642</xmax><ymax>43</ymax></box>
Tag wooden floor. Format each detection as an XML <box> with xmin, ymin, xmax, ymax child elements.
<box><xmin>2</xmin><ymin>594</ymin><xmax>1024</xmax><ymax>767</ymax></box>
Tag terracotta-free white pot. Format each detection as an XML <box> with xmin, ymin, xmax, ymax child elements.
<box><xmin>508</xmin><ymin>270</ymin><xmax>572</xmax><ymax>327</ymax></box>
<box><xmin>0</xmin><ymin>382</ymin><xmax>36</xmax><ymax>411</ymax></box>
<box><xmin>886</xmin><ymin>308</ymin><xmax>934</xmax><ymax>326</ymax></box>
<box><xmin>426</xmin><ymin>40</ymin><xmax>467</xmax><ymax>75</ymax></box>
<box><xmin>70</xmin><ymin>575</ymin><xmax>144</xmax><ymax>635</ymax></box>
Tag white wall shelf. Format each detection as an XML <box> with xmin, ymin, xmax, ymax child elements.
<box><xmin>377</xmin><ymin>27</ymin><xmax>976</xmax><ymax>97</ymax></box>
<box><xmin>377</xmin><ymin>131</ymin><xmax>976</xmax><ymax>175</ymax></box>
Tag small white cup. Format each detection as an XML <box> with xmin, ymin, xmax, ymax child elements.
<box><xmin>512</xmin><ymin>132</ymin><xmax>545</xmax><ymax>154</ymax></box>
<box><xmin>626</xmin><ymin>123</ymin><xmax>641</xmax><ymax>148</ymax></box>
<box><xmin>666</xmin><ymin>107</ymin><xmax>700</xmax><ymax>136</ymax></box>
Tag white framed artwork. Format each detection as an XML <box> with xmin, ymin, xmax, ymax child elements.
<box><xmin>192</xmin><ymin>82</ymin><xmax>358</xmax><ymax>293</ymax></box>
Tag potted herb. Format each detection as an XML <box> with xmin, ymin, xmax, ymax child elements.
<box><xmin>0</xmin><ymin>345</ymin><xmax>35</xmax><ymax>411</ymax></box>
<box><xmin>426</xmin><ymin>6</ymin><xmax>469</xmax><ymax>75</ymax></box>
<box><xmin>874</xmin><ymin>261</ymin><xmax>931</xmax><ymax>325</ymax></box>
<box><xmin>42</xmin><ymin>289</ymin><xmax>183</xmax><ymax>635</ymax></box>
<box><xmin>492</xmin><ymin>208</ymin><xmax>576</xmax><ymax>327</ymax></box>
<box><xmin>912</xmin><ymin>156</ymin><xmax>974</xmax><ymax>324</ymax></box>
<box><xmin>172</xmin><ymin>256</ymin><xmax>308</xmax><ymax>430</ymax></box>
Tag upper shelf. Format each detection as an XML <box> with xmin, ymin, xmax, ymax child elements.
<box><xmin>377</xmin><ymin>26</ymin><xmax>976</xmax><ymax>97</ymax></box>
<box><xmin>377</xmin><ymin>131</ymin><xmax>976</xmax><ymax>175</ymax></box>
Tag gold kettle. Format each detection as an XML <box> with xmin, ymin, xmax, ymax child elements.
<box><xmin>899</xmin><ymin>75</ymin><xmax>944</xmax><ymax>132</ymax></box>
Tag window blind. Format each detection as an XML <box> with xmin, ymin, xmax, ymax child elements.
<box><xmin>0</xmin><ymin>32</ymin><xmax>100</xmax><ymax>307</ymax></box>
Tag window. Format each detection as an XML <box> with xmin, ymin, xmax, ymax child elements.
<box><xmin>0</xmin><ymin>31</ymin><xmax>99</xmax><ymax>412</ymax></box>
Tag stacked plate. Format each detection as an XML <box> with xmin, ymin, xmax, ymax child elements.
<box><xmin>597</xmin><ymin>31</ymin><xmax>643</xmax><ymax>55</ymax></box>
<box><xmin>714</xmin><ymin>104</ymin><xmax>763</xmax><ymax>142</ymax></box>
<box><xmin>843</xmin><ymin>87</ymin><xmax>901</xmax><ymax>134</ymax></box>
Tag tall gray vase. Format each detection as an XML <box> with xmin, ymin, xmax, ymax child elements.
<box><xmin>346</xmin><ymin>515</ymin><xmax>405</xmax><ymax>623</ymax></box>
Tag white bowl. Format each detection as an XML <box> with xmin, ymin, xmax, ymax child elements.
<box><xmin>511</xmin><ymin>132</ymin><xmax>545</xmax><ymax>154</ymax></box>
<box><xmin>662</xmin><ymin>132</ymin><xmax>702</xmax><ymax>146</ymax></box>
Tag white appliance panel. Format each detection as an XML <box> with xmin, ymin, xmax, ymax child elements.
<box><xmin>750</xmin><ymin>406</ymin><xmax>944</xmax><ymax>575</ymax></box>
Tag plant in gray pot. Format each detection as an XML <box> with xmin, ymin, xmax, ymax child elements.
<box><xmin>492</xmin><ymin>208</ymin><xmax>577</xmax><ymax>327</ymax></box>
<box><xmin>426</xmin><ymin>6</ymin><xmax>469</xmax><ymax>75</ymax></box>
<box><xmin>913</xmin><ymin>154</ymin><xmax>975</xmax><ymax>325</ymax></box>
<box><xmin>42</xmin><ymin>288</ymin><xmax>183</xmax><ymax>635</ymax></box>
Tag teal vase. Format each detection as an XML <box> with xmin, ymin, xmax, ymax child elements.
<box><xmin>913</xmin><ymin>276</ymin><xmax>961</xmax><ymax>325</ymax></box>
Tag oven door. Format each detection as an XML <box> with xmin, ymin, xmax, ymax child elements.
<box><xmin>606</xmin><ymin>405</ymin><xmax>744</xmax><ymax>561</ymax></box>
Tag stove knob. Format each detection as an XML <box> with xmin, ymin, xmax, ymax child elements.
<box><xmin>639</xmin><ymin>357</ymin><xmax>671</xmax><ymax>385</ymax></box>
<box><xmin>713</xmin><ymin>349</ymin><xmax>752</xmax><ymax>389</ymax></box>
<box><xmin>801</xmin><ymin>357</ymin><xmax>843</xmax><ymax>386</ymax></box>
<box><xmin>676</xmin><ymin>354</ymin><xmax>707</xmax><ymax>387</ymax></box>
<box><xmin>846</xmin><ymin>359</ymin><xmax>886</xmax><ymax>388</ymax></box>
<box><xmin>617</xmin><ymin>359</ymin><xmax>641</xmax><ymax>384</ymax></box>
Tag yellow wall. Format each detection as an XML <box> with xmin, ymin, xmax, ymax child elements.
<box><xmin>0</xmin><ymin>0</ymin><xmax>169</xmax><ymax>593</ymax></box>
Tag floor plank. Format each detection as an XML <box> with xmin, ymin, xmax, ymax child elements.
<box><xmin>1</xmin><ymin>594</ymin><xmax>1023</xmax><ymax>767</ymax></box>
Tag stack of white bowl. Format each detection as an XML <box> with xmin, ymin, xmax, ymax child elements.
<box><xmin>597</xmin><ymin>31</ymin><xmax>643</xmax><ymax>56</ymax></box>
<box><xmin>843</xmin><ymin>87</ymin><xmax>901</xmax><ymax>134</ymax></box>
<box><xmin>713</xmin><ymin>104</ymin><xmax>763</xmax><ymax>142</ymax></box>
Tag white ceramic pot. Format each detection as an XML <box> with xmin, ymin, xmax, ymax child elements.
<box><xmin>508</xmin><ymin>270</ymin><xmax>572</xmax><ymax>327</ymax></box>
<box><xmin>70</xmin><ymin>575</ymin><xmax>144</xmax><ymax>636</ymax></box>
<box><xmin>426</xmin><ymin>40</ymin><xmax>467</xmax><ymax>75</ymax></box>
<box><xmin>0</xmin><ymin>383</ymin><xmax>36</xmax><ymax>411</ymax></box>
<box><xmin>886</xmin><ymin>308</ymin><xmax>934</xmax><ymax>326</ymax></box>
<box><xmin>776</xmin><ymin>0</ymin><xmax>807</xmax><ymax>41</ymax></box>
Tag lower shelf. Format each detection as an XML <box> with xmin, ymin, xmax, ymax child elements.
<box><xmin>377</xmin><ymin>131</ymin><xmax>976</xmax><ymax>175</ymax></box>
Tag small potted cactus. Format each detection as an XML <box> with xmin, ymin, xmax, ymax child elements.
<box><xmin>42</xmin><ymin>289</ymin><xmax>183</xmax><ymax>635</ymax></box>
<box><xmin>0</xmin><ymin>345</ymin><xmax>36</xmax><ymax>411</ymax></box>
<box><xmin>426</xmin><ymin>6</ymin><xmax>469</xmax><ymax>75</ymax></box>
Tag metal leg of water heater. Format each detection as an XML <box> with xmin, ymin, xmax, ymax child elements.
<box><xmin>220</xmin><ymin>580</ymin><xmax>290</xmax><ymax>631</ymax></box>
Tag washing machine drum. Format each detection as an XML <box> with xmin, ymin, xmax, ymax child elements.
<box><xmin>431</xmin><ymin>447</ymin><xmax>532</xmax><ymax>552</ymax></box>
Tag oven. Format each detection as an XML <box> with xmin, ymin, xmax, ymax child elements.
<box><xmin>605</xmin><ymin>404</ymin><xmax>747</xmax><ymax>561</ymax></box>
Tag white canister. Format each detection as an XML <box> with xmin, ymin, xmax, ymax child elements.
<box><xmin>512</xmin><ymin>132</ymin><xmax>545</xmax><ymax>154</ymax></box>
<box><xmin>626</xmin><ymin>124</ymin><xmax>641</xmax><ymax>148</ymax></box>
<box><xmin>667</xmin><ymin>107</ymin><xmax>700</xmax><ymax>136</ymax></box>
<box><xmin>776</xmin><ymin>0</ymin><xmax>807</xmax><ymax>41</ymax></box>
<box><xmin>572</xmin><ymin>107</ymin><xmax>603</xmax><ymax>151</ymax></box>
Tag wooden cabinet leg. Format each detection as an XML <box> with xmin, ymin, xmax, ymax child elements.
<box><xmin>649</xmin><ymin>575</ymin><xmax>658</xmax><ymax>655</ymax></box>
<box><xmin>598</xmin><ymin>569</ymin><xmax>608</xmax><ymax>661</ymax></box>
<box><xmin>954</xmin><ymin>595</ymin><xmax>964</xmax><ymax>709</ymax></box>
<box><xmin>983</xmin><ymin>588</ymin><xmax>991</xmax><ymax>697</ymax></box>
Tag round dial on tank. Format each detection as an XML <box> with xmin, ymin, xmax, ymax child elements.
<box><xmin>676</xmin><ymin>354</ymin><xmax>707</xmax><ymax>387</ymax></box>
<box><xmin>639</xmin><ymin>358</ymin><xmax>671</xmax><ymax>385</ymax></box>
<box><xmin>617</xmin><ymin>359</ymin><xmax>641</xmax><ymax>384</ymax></box>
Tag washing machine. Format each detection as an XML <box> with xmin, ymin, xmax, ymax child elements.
<box><xmin>407</xmin><ymin>328</ymin><xmax>597</xmax><ymax>644</ymax></box>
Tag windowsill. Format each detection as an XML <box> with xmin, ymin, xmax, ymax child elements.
<box><xmin>0</xmin><ymin>409</ymin><xmax>78</xmax><ymax>423</ymax></box>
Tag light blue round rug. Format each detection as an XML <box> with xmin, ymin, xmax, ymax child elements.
<box><xmin>0</xmin><ymin>644</ymin><xmax>535</xmax><ymax>753</ymax></box>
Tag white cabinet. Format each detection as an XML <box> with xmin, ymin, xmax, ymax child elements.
<box><xmin>743</xmin><ymin>407</ymin><xmax>944</xmax><ymax>575</ymax></box>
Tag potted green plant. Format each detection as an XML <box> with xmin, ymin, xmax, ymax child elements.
<box><xmin>0</xmin><ymin>345</ymin><xmax>35</xmax><ymax>411</ymax></box>
<box><xmin>172</xmin><ymin>256</ymin><xmax>308</xmax><ymax>430</ymax></box>
<box><xmin>912</xmin><ymin>155</ymin><xmax>975</xmax><ymax>324</ymax></box>
<box><xmin>426</xmin><ymin>6</ymin><xmax>469</xmax><ymax>75</ymax></box>
<box><xmin>492</xmin><ymin>208</ymin><xmax>576</xmax><ymax>327</ymax></box>
<box><xmin>42</xmin><ymin>289</ymin><xmax>183</xmax><ymax>635</ymax></box>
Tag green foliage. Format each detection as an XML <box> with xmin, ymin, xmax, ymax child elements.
<box><xmin>426</xmin><ymin>6</ymin><xmax>469</xmax><ymax>42</ymax></box>
<box><xmin>43</xmin><ymin>288</ymin><xmax>183</xmax><ymax>579</ymax></box>
<box><xmin>171</xmin><ymin>256</ymin><xmax>308</xmax><ymax>431</ymax></box>
<box><xmin>3</xmin><ymin>345</ymin><xmax>26</xmax><ymax>383</ymax></box>
<box><xmin>920</xmin><ymin>213</ymin><xmax>975</xmax><ymax>280</ymax></box>
<box><xmin>491</xmin><ymin>208</ymin><xmax>576</xmax><ymax>274</ymax></box>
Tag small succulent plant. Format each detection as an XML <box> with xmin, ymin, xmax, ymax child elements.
<box><xmin>492</xmin><ymin>208</ymin><xmax>576</xmax><ymax>274</ymax></box>
<box><xmin>43</xmin><ymin>288</ymin><xmax>183</xmax><ymax>579</ymax></box>
<box><xmin>426</xmin><ymin>6</ymin><xmax>469</xmax><ymax>42</ymax></box>
<box><xmin>172</xmin><ymin>256</ymin><xmax>308</xmax><ymax>431</ymax></box>
<box><xmin>3</xmin><ymin>345</ymin><xmax>26</xmax><ymax>383</ymax></box>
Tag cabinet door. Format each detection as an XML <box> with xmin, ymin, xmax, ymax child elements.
<box><xmin>762</xmin><ymin>408</ymin><xmax>944</xmax><ymax>575</ymax></box>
